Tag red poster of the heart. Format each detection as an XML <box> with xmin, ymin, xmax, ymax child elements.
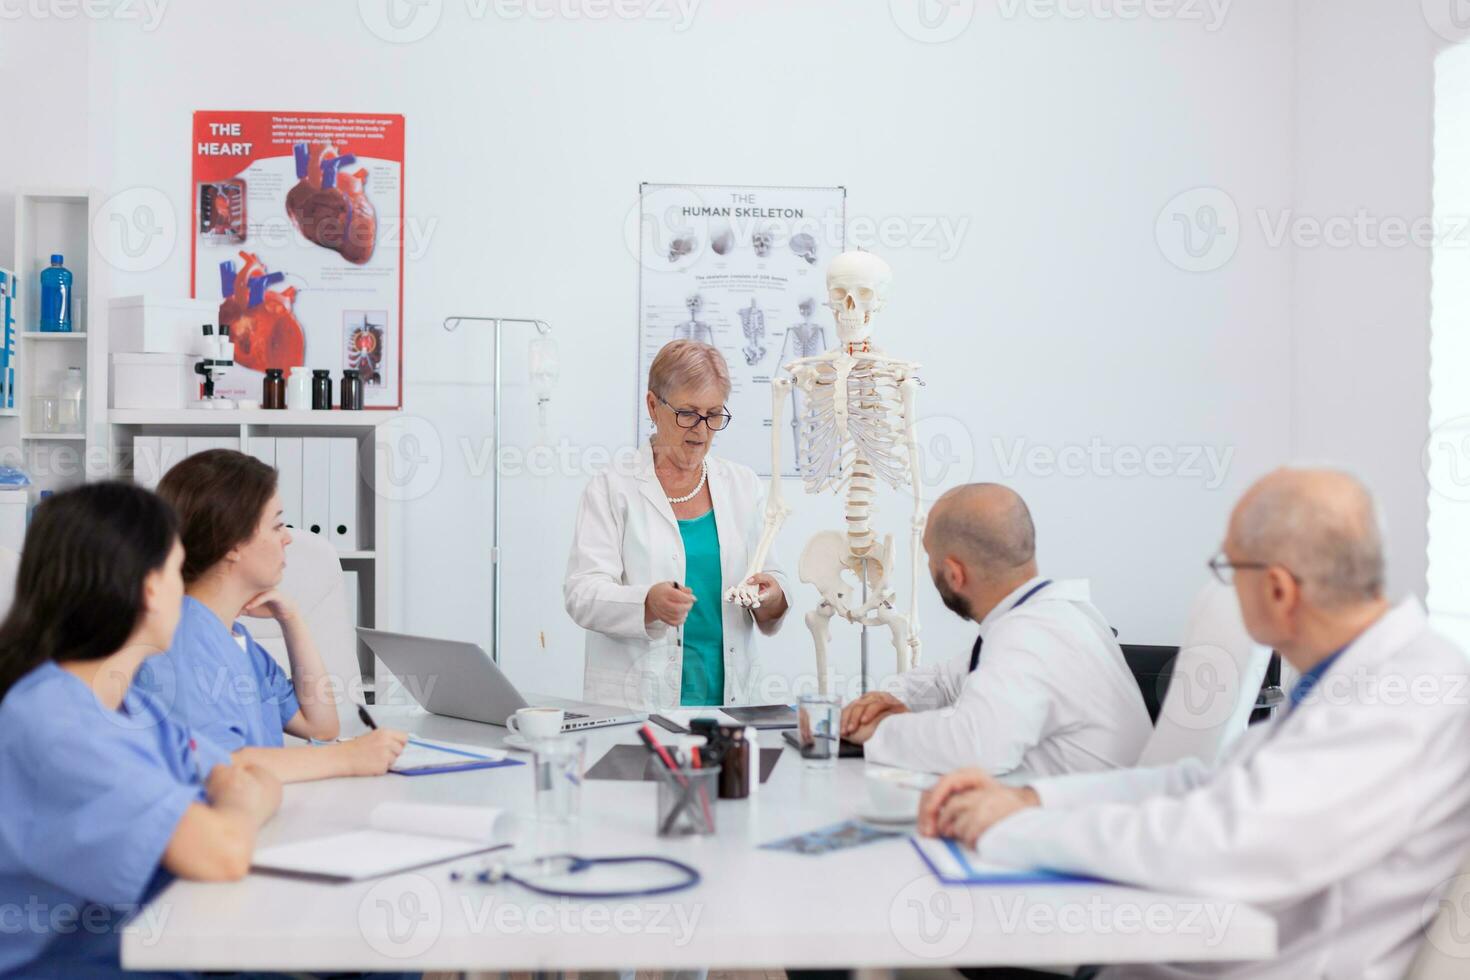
<box><xmin>191</xmin><ymin>111</ymin><xmax>404</xmax><ymax>409</ymax></box>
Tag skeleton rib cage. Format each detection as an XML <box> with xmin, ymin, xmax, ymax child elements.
<box><xmin>795</xmin><ymin>359</ymin><xmax>914</xmax><ymax>494</ymax></box>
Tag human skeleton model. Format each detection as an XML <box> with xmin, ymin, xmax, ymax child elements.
<box><xmin>779</xmin><ymin>298</ymin><xmax>828</xmax><ymax>469</ymax></box>
<box><xmin>739</xmin><ymin>298</ymin><xmax>767</xmax><ymax>366</ymax></box>
<box><xmin>726</xmin><ymin>251</ymin><xmax>925</xmax><ymax>693</ymax></box>
<box><xmin>672</xmin><ymin>293</ymin><xmax>715</xmax><ymax>345</ymax></box>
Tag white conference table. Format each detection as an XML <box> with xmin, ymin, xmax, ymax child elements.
<box><xmin>123</xmin><ymin>706</ymin><xmax>1277</xmax><ymax>974</ymax></box>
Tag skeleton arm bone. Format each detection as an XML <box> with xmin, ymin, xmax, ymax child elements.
<box><xmin>900</xmin><ymin>375</ymin><xmax>925</xmax><ymax>669</ymax></box>
<box><xmin>725</xmin><ymin>374</ymin><xmax>794</xmax><ymax>609</ymax></box>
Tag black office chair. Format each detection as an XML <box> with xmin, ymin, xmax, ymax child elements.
<box><xmin>1120</xmin><ymin>643</ymin><xmax>1283</xmax><ymax>728</ymax></box>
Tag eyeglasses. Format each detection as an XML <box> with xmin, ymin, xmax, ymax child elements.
<box><xmin>655</xmin><ymin>393</ymin><xmax>732</xmax><ymax>432</ymax></box>
<box><xmin>1207</xmin><ymin>551</ymin><xmax>1300</xmax><ymax>586</ymax></box>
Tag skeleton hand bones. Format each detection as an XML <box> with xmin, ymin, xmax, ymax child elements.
<box><xmin>724</xmin><ymin>571</ymin><xmax>783</xmax><ymax>610</ymax></box>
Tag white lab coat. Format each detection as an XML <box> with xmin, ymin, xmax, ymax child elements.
<box><xmin>979</xmin><ymin>598</ymin><xmax>1470</xmax><ymax>980</ymax></box>
<box><xmin>865</xmin><ymin>577</ymin><xmax>1151</xmax><ymax>778</ymax></box>
<box><xmin>564</xmin><ymin>446</ymin><xmax>786</xmax><ymax>711</ymax></box>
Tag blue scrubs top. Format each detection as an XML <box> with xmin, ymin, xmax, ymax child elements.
<box><xmin>140</xmin><ymin>596</ymin><xmax>300</xmax><ymax>753</ymax></box>
<box><xmin>0</xmin><ymin>660</ymin><xmax>229</xmax><ymax>979</ymax></box>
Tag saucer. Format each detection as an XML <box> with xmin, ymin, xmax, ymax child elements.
<box><xmin>502</xmin><ymin>734</ymin><xmax>532</xmax><ymax>751</ymax></box>
<box><xmin>855</xmin><ymin>805</ymin><xmax>917</xmax><ymax>827</ymax></box>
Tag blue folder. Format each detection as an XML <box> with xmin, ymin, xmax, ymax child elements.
<box><xmin>391</xmin><ymin>737</ymin><xmax>525</xmax><ymax>777</ymax></box>
<box><xmin>910</xmin><ymin>836</ymin><xmax>1097</xmax><ymax>885</ymax></box>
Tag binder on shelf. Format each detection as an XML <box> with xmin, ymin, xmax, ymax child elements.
<box><xmin>0</xmin><ymin>490</ymin><xmax>24</xmax><ymax>552</ymax></box>
<box><xmin>327</xmin><ymin>437</ymin><xmax>359</xmax><ymax>552</ymax></box>
<box><xmin>132</xmin><ymin>436</ymin><xmax>161</xmax><ymax>489</ymax></box>
<box><xmin>301</xmin><ymin>438</ymin><xmax>330</xmax><ymax>538</ymax></box>
<box><xmin>159</xmin><ymin>436</ymin><xmax>187</xmax><ymax>482</ymax></box>
<box><xmin>245</xmin><ymin>437</ymin><xmax>275</xmax><ymax>468</ymax></box>
<box><xmin>275</xmin><ymin>438</ymin><xmax>303</xmax><ymax>530</ymax></box>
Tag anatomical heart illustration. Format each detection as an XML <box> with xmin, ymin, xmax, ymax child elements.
<box><xmin>219</xmin><ymin>252</ymin><xmax>307</xmax><ymax>375</ymax></box>
<box><xmin>286</xmin><ymin>142</ymin><xmax>378</xmax><ymax>264</ymax></box>
<box><xmin>191</xmin><ymin>110</ymin><xmax>404</xmax><ymax>407</ymax></box>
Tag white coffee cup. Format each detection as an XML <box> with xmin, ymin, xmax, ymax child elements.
<box><xmin>865</xmin><ymin>767</ymin><xmax>923</xmax><ymax>818</ymax></box>
<box><xmin>507</xmin><ymin>706</ymin><xmax>565</xmax><ymax>740</ymax></box>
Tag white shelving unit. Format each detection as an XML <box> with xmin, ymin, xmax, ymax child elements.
<box><xmin>104</xmin><ymin>409</ymin><xmax>403</xmax><ymax>692</ymax></box>
<box><xmin>3</xmin><ymin>188</ymin><xmax>404</xmax><ymax>693</ymax></box>
<box><xmin>9</xmin><ymin>190</ymin><xmax>104</xmax><ymax>502</ymax></box>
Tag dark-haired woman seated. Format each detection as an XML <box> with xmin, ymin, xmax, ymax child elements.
<box><xmin>0</xmin><ymin>482</ymin><xmax>281</xmax><ymax>978</ymax></box>
<box><xmin>145</xmin><ymin>450</ymin><xmax>407</xmax><ymax>783</ymax></box>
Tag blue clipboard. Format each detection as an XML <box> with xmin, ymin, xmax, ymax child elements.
<box><xmin>391</xmin><ymin>737</ymin><xmax>525</xmax><ymax>777</ymax></box>
<box><xmin>910</xmin><ymin>836</ymin><xmax>1096</xmax><ymax>886</ymax></box>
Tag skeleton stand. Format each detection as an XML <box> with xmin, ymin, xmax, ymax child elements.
<box><xmin>858</xmin><ymin>557</ymin><xmax>870</xmax><ymax>694</ymax></box>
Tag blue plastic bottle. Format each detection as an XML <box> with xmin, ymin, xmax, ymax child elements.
<box><xmin>38</xmin><ymin>254</ymin><xmax>72</xmax><ymax>333</ymax></box>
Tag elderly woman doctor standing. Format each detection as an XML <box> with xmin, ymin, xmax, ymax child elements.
<box><xmin>565</xmin><ymin>340</ymin><xmax>788</xmax><ymax>710</ymax></box>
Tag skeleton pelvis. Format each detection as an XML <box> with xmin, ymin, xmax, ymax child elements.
<box><xmin>798</xmin><ymin>529</ymin><xmax>895</xmax><ymax>620</ymax></box>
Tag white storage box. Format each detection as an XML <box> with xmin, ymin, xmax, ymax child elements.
<box><xmin>111</xmin><ymin>353</ymin><xmax>198</xmax><ymax>409</ymax></box>
<box><xmin>109</xmin><ymin>296</ymin><xmax>215</xmax><ymax>355</ymax></box>
<box><xmin>0</xmin><ymin>490</ymin><xmax>25</xmax><ymax>553</ymax></box>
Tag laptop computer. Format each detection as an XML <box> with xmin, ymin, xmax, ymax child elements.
<box><xmin>357</xmin><ymin>628</ymin><xmax>646</xmax><ymax>732</ymax></box>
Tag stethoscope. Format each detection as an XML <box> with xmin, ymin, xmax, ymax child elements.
<box><xmin>451</xmin><ymin>853</ymin><xmax>702</xmax><ymax>899</ymax></box>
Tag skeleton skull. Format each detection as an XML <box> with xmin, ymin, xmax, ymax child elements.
<box><xmin>686</xmin><ymin>292</ymin><xmax>704</xmax><ymax>315</ymax></box>
<box><xmin>825</xmin><ymin>250</ymin><xmax>892</xmax><ymax>344</ymax></box>
<box><xmin>790</xmin><ymin>232</ymin><xmax>818</xmax><ymax>265</ymax></box>
<box><xmin>751</xmin><ymin>227</ymin><xmax>774</xmax><ymax>258</ymax></box>
<box><xmin>668</xmin><ymin>234</ymin><xmax>697</xmax><ymax>263</ymax></box>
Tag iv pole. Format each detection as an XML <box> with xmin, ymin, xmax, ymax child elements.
<box><xmin>442</xmin><ymin>315</ymin><xmax>554</xmax><ymax>664</ymax></box>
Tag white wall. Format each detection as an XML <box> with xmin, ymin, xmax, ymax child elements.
<box><xmin>0</xmin><ymin>17</ymin><xmax>90</xmax><ymax>260</ymax></box>
<box><xmin>13</xmin><ymin>0</ymin><xmax>1304</xmax><ymax>699</ymax></box>
<box><xmin>1292</xmin><ymin>0</ymin><xmax>1436</xmax><ymax>607</ymax></box>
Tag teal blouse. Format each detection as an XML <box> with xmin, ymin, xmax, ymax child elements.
<box><xmin>677</xmin><ymin>509</ymin><xmax>725</xmax><ymax>706</ymax></box>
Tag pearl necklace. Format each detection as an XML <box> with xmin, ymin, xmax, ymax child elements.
<box><xmin>665</xmin><ymin>459</ymin><xmax>708</xmax><ymax>504</ymax></box>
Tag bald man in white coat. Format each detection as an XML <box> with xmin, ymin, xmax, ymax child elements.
<box><xmin>920</xmin><ymin>468</ymin><xmax>1470</xmax><ymax>980</ymax></box>
<box><xmin>841</xmin><ymin>484</ymin><xmax>1151</xmax><ymax>778</ymax></box>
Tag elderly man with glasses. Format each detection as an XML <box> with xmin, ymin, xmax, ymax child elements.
<box><xmin>918</xmin><ymin>467</ymin><xmax>1470</xmax><ymax>980</ymax></box>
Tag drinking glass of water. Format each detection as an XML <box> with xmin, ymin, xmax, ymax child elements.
<box><xmin>532</xmin><ymin>734</ymin><xmax>585</xmax><ymax>822</ymax></box>
<box><xmin>797</xmin><ymin>693</ymin><xmax>841</xmax><ymax>769</ymax></box>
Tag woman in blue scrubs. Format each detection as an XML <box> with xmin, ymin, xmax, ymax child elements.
<box><xmin>0</xmin><ymin>482</ymin><xmax>282</xmax><ymax>979</ymax></box>
<box><xmin>145</xmin><ymin>450</ymin><xmax>406</xmax><ymax>783</ymax></box>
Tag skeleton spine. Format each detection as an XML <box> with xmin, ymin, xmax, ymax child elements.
<box><xmin>846</xmin><ymin>455</ymin><xmax>877</xmax><ymax>555</ymax></box>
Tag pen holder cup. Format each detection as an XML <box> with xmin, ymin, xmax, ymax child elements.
<box><xmin>655</xmin><ymin>766</ymin><xmax>721</xmax><ymax>838</ymax></box>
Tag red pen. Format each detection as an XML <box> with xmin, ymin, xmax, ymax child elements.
<box><xmin>638</xmin><ymin>724</ymin><xmax>684</xmax><ymax>780</ymax></box>
<box><xmin>691</xmin><ymin>745</ymin><xmax>714</xmax><ymax>828</ymax></box>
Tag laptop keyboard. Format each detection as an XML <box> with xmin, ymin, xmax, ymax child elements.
<box><xmin>564</xmin><ymin>711</ymin><xmax>587</xmax><ymax>720</ymax></box>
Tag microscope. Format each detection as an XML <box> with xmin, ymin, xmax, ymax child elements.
<box><xmin>193</xmin><ymin>323</ymin><xmax>236</xmax><ymax>409</ymax></box>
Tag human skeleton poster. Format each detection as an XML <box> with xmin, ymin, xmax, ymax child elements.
<box><xmin>635</xmin><ymin>183</ymin><xmax>846</xmax><ymax>476</ymax></box>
